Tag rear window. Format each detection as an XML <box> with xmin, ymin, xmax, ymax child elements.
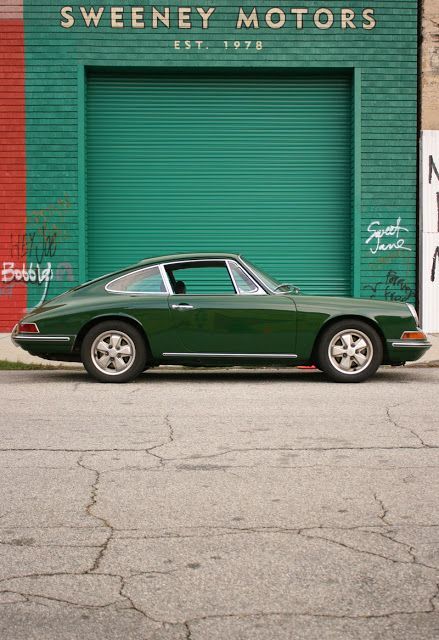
<box><xmin>106</xmin><ymin>266</ymin><xmax>166</xmax><ymax>294</ymax></box>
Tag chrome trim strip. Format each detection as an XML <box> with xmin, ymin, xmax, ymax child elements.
<box><xmin>224</xmin><ymin>260</ymin><xmax>240</xmax><ymax>296</ymax></box>
<box><xmin>391</xmin><ymin>341</ymin><xmax>431</xmax><ymax>348</ymax></box>
<box><xmin>14</xmin><ymin>335</ymin><xmax>71</xmax><ymax>342</ymax></box>
<box><xmin>158</xmin><ymin>263</ymin><xmax>173</xmax><ymax>294</ymax></box>
<box><xmin>162</xmin><ymin>352</ymin><xmax>298</xmax><ymax>358</ymax></box>
<box><xmin>162</xmin><ymin>258</ymin><xmax>229</xmax><ymax>268</ymax></box>
<box><xmin>106</xmin><ymin>291</ymin><xmax>167</xmax><ymax>297</ymax></box>
<box><xmin>225</xmin><ymin>259</ymin><xmax>240</xmax><ymax>295</ymax></box>
<box><xmin>406</xmin><ymin>303</ymin><xmax>420</xmax><ymax>327</ymax></box>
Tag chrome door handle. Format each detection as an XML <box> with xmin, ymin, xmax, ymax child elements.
<box><xmin>171</xmin><ymin>303</ymin><xmax>194</xmax><ymax>311</ymax></box>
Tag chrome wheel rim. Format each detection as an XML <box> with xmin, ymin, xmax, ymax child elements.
<box><xmin>91</xmin><ymin>331</ymin><xmax>136</xmax><ymax>376</ymax></box>
<box><xmin>328</xmin><ymin>329</ymin><xmax>373</xmax><ymax>375</ymax></box>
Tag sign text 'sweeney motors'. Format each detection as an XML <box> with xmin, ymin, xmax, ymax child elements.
<box><xmin>59</xmin><ymin>6</ymin><xmax>377</xmax><ymax>31</ymax></box>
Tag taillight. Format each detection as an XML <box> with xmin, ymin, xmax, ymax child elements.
<box><xmin>401</xmin><ymin>331</ymin><xmax>427</xmax><ymax>341</ymax></box>
<box><xmin>18</xmin><ymin>322</ymin><xmax>39</xmax><ymax>333</ymax></box>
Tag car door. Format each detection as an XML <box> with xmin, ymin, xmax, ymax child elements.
<box><xmin>164</xmin><ymin>260</ymin><xmax>298</xmax><ymax>357</ymax></box>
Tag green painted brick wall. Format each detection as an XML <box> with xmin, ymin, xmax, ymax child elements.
<box><xmin>23</xmin><ymin>1</ymin><xmax>418</xmax><ymax>308</ymax></box>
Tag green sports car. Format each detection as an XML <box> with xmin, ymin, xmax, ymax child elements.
<box><xmin>12</xmin><ymin>253</ymin><xmax>431</xmax><ymax>383</ymax></box>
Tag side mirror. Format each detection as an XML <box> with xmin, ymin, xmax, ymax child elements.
<box><xmin>273</xmin><ymin>283</ymin><xmax>301</xmax><ymax>295</ymax></box>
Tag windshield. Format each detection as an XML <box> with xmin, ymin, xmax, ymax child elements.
<box><xmin>240</xmin><ymin>257</ymin><xmax>282</xmax><ymax>292</ymax></box>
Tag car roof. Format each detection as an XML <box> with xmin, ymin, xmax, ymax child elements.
<box><xmin>137</xmin><ymin>252</ymin><xmax>241</xmax><ymax>265</ymax></box>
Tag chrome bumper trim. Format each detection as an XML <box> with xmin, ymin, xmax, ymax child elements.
<box><xmin>163</xmin><ymin>352</ymin><xmax>298</xmax><ymax>358</ymax></box>
<box><xmin>13</xmin><ymin>335</ymin><xmax>71</xmax><ymax>342</ymax></box>
<box><xmin>391</xmin><ymin>341</ymin><xmax>431</xmax><ymax>348</ymax></box>
<box><xmin>11</xmin><ymin>324</ymin><xmax>19</xmax><ymax>347</ymax></box>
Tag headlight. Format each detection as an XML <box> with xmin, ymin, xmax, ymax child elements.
<box><xmin>406</xmin><ymin>303</ymin><xmax>419</xmax><ymax>327</ymax></box>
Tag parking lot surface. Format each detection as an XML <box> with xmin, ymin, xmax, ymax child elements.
<box><xmin>1</xmin><ymin>366</ymin><xmax>439</xmax><ymax>640</ymax></box>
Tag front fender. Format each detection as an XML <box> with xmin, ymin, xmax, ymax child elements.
<box><xmin>292</xmin><ymin>296</ymin><xmax>416</xmax><ymax>360</ymax></box>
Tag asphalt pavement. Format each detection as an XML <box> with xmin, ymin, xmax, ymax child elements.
<box><xmin>1</xmin><ymin>366</ymin><xmax>439</xmax><ymax>640</ymax></box>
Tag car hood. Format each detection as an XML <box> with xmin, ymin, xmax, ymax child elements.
<box><xmin>293</xmin><ymin>294</ymin><xmax>409</xmax><ymax>315</ymax></box>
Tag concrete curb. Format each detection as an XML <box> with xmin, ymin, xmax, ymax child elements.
<box><xmin>1</xmin><ymin>332</ymin><xmax>438</xmax><ymax>369</ymax></box>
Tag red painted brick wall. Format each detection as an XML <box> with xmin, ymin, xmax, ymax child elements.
<box><xmin>0</xmin><ymin>4</ymin><xmax>27</xmax><ymax>331</ymax></box>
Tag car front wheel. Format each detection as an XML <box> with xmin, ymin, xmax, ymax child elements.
<box><xmin>316</xmin><ymin>320</ymin><xmax>383</xmax><ymax>383</ymax></box>
<box><xmin>81</xmin><ymin>321</ymin><xmax>147</xmax><ymax>383</ymax></box>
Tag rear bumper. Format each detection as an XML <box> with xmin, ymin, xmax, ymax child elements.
<box><xmin>11</xmin><ymin>329</ymin><xmax>75</xmax><ymax>355</ymax></box>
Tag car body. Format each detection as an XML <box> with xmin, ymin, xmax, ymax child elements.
<box><xmin>12</xmin><ymin>252</ymin><xmax>431</xmax><ymax>383</ymax></box>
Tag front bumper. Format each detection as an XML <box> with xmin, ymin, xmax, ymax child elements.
<box><xmin>386</xmin><ymin>336</ymin><xmax>431</xmax><ymax>363</ymax></box>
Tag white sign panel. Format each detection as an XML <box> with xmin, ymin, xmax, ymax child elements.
<box><xmin>421</xmin><ymin>130</ymin><xmax>439</xmax><ymax>333</ymax></box>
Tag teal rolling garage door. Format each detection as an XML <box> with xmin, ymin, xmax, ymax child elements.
<box><xmin>86</xmin><ymin>71</ymin><xmax>352</xmax><ymax>295</ymax></box>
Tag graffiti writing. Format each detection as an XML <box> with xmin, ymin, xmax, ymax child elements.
<box><xmin>432</xmin><ymin>246</ymin><xmax>439</xmax><ymax>283</ymax></box>
<box><xmin>429</xmin><ymin>155</ymin><xmax>439</xmax><ymax>232</ymax></box>
<box><xmin>10</xmin><ymin>226</ymin><xmax>58</xmax><ymax>262</ymax></box>
<box><xmin>365</xmin><ymin>217</ymin><xmax>411</xmax><ymax>255</ymax></box>
<box><xmin>429</xmin><ymin>154</ymin><xmax>439</xmax><ymax>184</ymax></box>
<box><xmin>0</xmin><ymin>194</ymin><xmax>75</xmax><ymax>316</ymax></box>
<box><xmin>364</xmin><ymin>269</ymin><xmax>414</xmax><ymax>303</ymax></box>
<box><xmin>2</xmin><ymin>262</ymin><xmax>53</xmax><ymax>308</ymax></box>
<box><xmin>2</xmin><ymin>261</ymin><xmax>53</xmax><ymax>285</ymax></box>
<box><xmin>55</xmin><ymin>262</ymin><xmax>74</xmax><ymax>282</ymax></box>
<box><xmin>1</xmin><ymin>260</ymin><xmax>75</xmax><ymax>308</ymax></box>
<box><xmin>9</xmin><ymin>195</ymin><xmax>72</xmax><ymax>263</ymax></box>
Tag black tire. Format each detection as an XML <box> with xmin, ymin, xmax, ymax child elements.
<box><xmin>316</xmin><ymin>319</ymin><xmax>383</xmax><ymax>383</ymax></box>
<box><xmin>81</xmin><ymin>320</ymin><xmax>147</xmax><ymax>383</ymax></box>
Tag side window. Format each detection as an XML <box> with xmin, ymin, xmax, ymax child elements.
<box><xmin>107</xmin><ymin>266</ymin><xmax>166</xmax><ymax>294</ymax></box>
<box><xmin>229</xmin><ymin>262</ymin><xmax>260</xmax><ymax>293</ymax></box>
<box><xmin>167</xmin><ymin>262</ymin><xmax>236</xmax><ymax>295</ymax></box>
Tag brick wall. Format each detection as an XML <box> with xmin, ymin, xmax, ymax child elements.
<box><xmin>0</xmin><ymin>1</ymin><xmax>26</xmax><ymax>330</ymax></box>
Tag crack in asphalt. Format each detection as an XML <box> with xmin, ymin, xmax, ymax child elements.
<box><xmin>114</xmin><ymin>522</ymin><xmax>439</xmax><ymax>540</ymax></box>
<box><xmin>0</xmin><ymin>541</ymin><xmax>102</xmax><ymax>549</ymax></box>
<box><xmin>145</xmin><ymin>415</ymin><xmax>175</xmax><ymax>466</ymax></box>
<box><xmin>180</xmin><ymin>606</ymin><xmax>439</xmax><ymax>625</ymax></box>
<box><xmin>0</xmin><ymin>570</ymin><xmax>124</xmax><ymax>585</ymax></box>
<box><xmin>427</xmin><ymin>582</ymin><xmax>439</xmax><ymax>613</ymax></box>
<box><xmin>76</xmin><ymin>454</ymin><xmax>114</xmax><ymax>574</ymax></box>
<box><xmin>0</xmin><ymin>590</ymin><xmax>122</xmax><ymax>609</ymax></box>
<box><xmin>148</xmin><ymin>444</ymin><xmax>439</xmax><ymax>461</ymax></box>
<box><xmin>1</xmin><ymin>443</ymin><xmax>439</xmax><ymax>455</ymax></box>
<box><xmin>374</xmin><ymin>528</ymin><xmax>428</xmax><ymax>567</ymax></box>
<box><xmin>386</xmin><ymin>406</ymin><xmax>431</xmax><ymax>448</ymax></box>
<box><xmin>298</xmin><ymin>528</ymin><xmax>438</xmax><ymax>572</ymax></box>
<box><xmin>119</xmin><ymin>575</ymin><xmax>164</xmax><ymax>626</ymax></box>
<box><xmin>373</xmin><ymin>493</ymin><xmax>392</xmax><ymax>526</ymax></box>
<box><xmin>0</xmin><ymin>572</ymin><xmax>160</xmax><ymax>624</ymax></box>
<box><xmin>71</xmin><ymin>414</ymin><xmax>176</xmax><ymax>577</ymax></box>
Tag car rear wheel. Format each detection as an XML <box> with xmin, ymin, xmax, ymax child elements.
<box><xmin>81</xmin><ymin>321</ymin><xmax>147</xmax><ymax>383</ymax></box>
<box><xmin>316</xmin><ymin>320</ymin><xmax>383</xmax><ymax>383</ymax></box>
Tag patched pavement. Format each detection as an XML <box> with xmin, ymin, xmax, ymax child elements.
<box><xmin>1</xmin><ymin>367</ymin><xmax>439</xmax><ymax>639</ymax></box>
